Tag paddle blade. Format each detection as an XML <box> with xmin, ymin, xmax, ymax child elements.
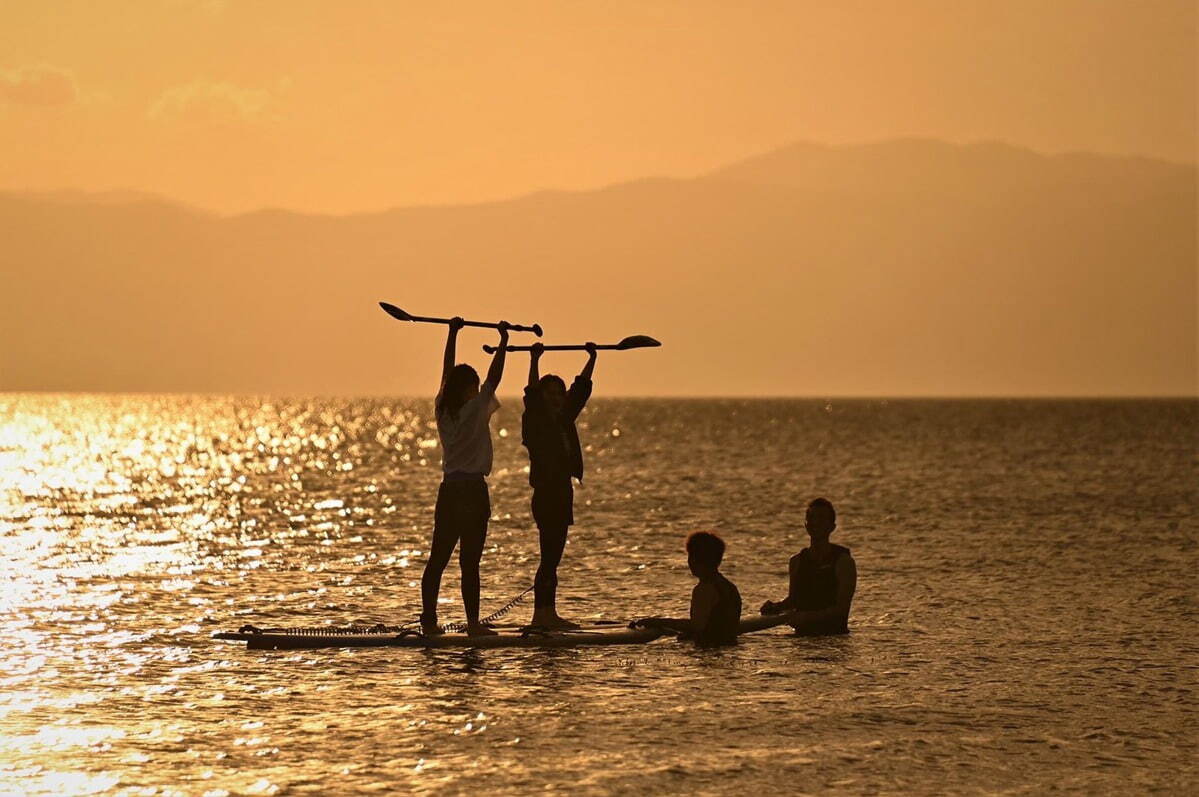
<box><xmin>615</xmin><ymin>335</ymin><xmax>662</xmax><ymax>350</ymax></box>
<box><xmin>379</xmin><ymin>302</ymin><xmax>413</xmax><ymax>322</ymax></box>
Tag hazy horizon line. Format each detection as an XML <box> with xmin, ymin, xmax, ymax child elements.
<box><xmin>4</xmin><ymin>391</ymin><xmax>1195</xmax><ymax>401</ymax></box>
<box><xmin>3</xmin><ymin>135</ymin><xmax>1195</xmax><ymax>219</ymax></box>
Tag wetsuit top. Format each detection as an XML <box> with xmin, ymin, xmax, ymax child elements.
<box><xmin>692</xmin><ymin>573</ymin><xmax>742</xmax><ymax>647</ymax></box>
<box><xmin>521</xmin><ymin>376</ymin><xmax>592</xmax><ymax>488</ymax></box>
<box><xmin>789</xmin><ymin>543</ymin><xmax>852</xmax><ymax>635</ymax></box>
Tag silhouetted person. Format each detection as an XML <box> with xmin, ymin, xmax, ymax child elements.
<box><xmin>635</xmin><ymin>532</ymin><xmax>742</xmax><ymax>646</ymax></box>
<box><xmin>420</xmin><ymin>317</ymin><xmax>509</xmax><ymax>636</ymax></box>
<box><xmin>522</xmin><ymin>341</ymin><xmax>597</xmax><ymax>628</ymax></box>
<box><xmin>760</xmin><ymin>498</ymin><xmax>857</xmax><ymax>635</ymax></box>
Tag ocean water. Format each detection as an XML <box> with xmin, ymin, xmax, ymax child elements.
<box><xmin>0</xmin><ymin>395</ymin><xmax>1195</xmax><ymax>795</ymax></box>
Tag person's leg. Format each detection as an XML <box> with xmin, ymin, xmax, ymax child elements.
<box><xmin>420</xmin><ymin>482</ymin><xmax>461</xmax><ymax>632</ymax></box>
<box><xmin>534</xmin><ymin>519</ymin><xmax>567</xmax><ymax>608</ymax></box>
<box><xmin>531</xmin><ymin>483</ymin><xmax>577</xmax><ymax>628</ymax></box>
<box><xmin>457</xmin><ymin>480</ymin><xmax>496</xmax><ymax>635</ymax></box>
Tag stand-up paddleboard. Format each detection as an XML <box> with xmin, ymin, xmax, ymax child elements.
<box><xmin>215</xmin><ymin>613</ymin><xmax>802</xmax><ymax>651</ymax></box>
<box><xmin>214</xmin><ymin>623</ymin><xmax>665</xmax><ymax>650</ymax></box>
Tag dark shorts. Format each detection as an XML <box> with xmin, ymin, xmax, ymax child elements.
<box><xmin>531</xmin><ymin>480</ymin><xmax>574</xmax><ymax>530</ymax></box>
<box><xmin>433</xmin><ymin>477</ymin><xmax>491</xmax><ymax>555</ymax></box>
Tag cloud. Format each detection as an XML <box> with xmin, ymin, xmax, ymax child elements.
<box><xmin>148</xmin><ymin>80</ymin><xmax>277</xmax><ymax>123</ymax></box>
<box><xmin>0</xmin><ymin>65</ymin><xmax>79</xmax><ymax>107</ymax></box>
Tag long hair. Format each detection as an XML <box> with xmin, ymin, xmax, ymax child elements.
<box><xmin>437</xmin><ymin>364</ymin><xmax>479</xmax><ymax>420</ymax></box>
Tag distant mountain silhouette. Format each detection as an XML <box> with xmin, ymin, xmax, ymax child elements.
<box><xmin>707</xmin><ymin>138</ymin><xmax>1191</xmax><ymax>196</ymax></box>
<box><xmin>2</xmin><ymin>139</ymin><xmax>1194</xmax><ymax>395</ymax></box>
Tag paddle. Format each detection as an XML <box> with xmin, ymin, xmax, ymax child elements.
<box><xmin>482</xmin><ymin>335</ymin><xmax>661</xmax><ymax>353</ymax></box>
<box><xmin>378</xmin><ymin>302</ymin><xmax>543</xmax><ymax>337</ymax></box>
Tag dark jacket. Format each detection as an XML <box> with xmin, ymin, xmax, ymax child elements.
<box><xmin>521</xmin><ymin>376</ymin><xmax>592</xmax><ymax>488</ymax></box>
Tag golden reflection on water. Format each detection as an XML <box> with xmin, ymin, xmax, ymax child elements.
<box><xmin>1</xmin><ymin>395</ymin><xmax>1195</xmax><ymax>794</ymax></box>
<box><xmin>0</xmin><ymin>395</ymin><xmax>445</xmax><ymax>796</ymax></box>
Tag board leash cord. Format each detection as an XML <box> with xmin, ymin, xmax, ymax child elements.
<box><xmin>441</xmin><ymin>583</ymin><xmax>535</xmax><ymax>633</ymax></box>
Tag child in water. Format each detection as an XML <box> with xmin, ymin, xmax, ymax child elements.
<box><xmin>760</xmin><ymin>497</ymin><xmax>857</xmax><ymax>635</ymax></box>
<box><xmin>419</xmin><ymin>317</ymin><xmax>509</xmax><ymax>636</ymax></box>
<box><xmin>635</xmin><ymin>531</ymin><xmax>742</xmax><ymax>646</ymax></box>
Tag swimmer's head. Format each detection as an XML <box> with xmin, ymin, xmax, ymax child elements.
<box><xmin>805</xmin><ymin>498</ymin><xmax>836</xmax><ymax>539</ymax></box>
<box><xmin>686</xmin><ymin>531</ymin><xmax>725</xmax><ymax>575</ymax></box>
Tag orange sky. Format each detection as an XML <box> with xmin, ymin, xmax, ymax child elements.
<box><xmin>1</xmin><ymin>0</ymin><xmax>1195</xmax><ymax>214</ymax></box>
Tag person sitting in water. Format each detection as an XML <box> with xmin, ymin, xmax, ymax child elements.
<box><xmin>521</xmin><ymin>341</ymin><xmax>597</xmax><ymax>629</ymax></box>
<box><xmin>760</xmin><ymin>497</ymin><xmax>857</xmax><ymax>635</ymax></box>
<box><xmin>635</xmin><ymin>531</ymin><xmax>742</xmax><ymax>646</ymax></box>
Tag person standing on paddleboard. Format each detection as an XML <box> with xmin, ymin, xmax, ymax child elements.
<box><xmin>521</xmin><ymin>340</ymin><xmax>597</xmax><ymax>629</ymax></box>
<box><xmin>420</xmin><ymin>317</ymin><xmax>510</xmax><ymax>636</ymax></box>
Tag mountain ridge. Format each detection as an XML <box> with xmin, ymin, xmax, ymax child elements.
<box><xmin>2</xmin><ymin>138</ymin><xmax>1193</xmax><ymax>219</ymax></box>
<box><xmin>2</xmin><ymin>138</ymin><xmax>1194</xmax><ymax>396</ymax></box>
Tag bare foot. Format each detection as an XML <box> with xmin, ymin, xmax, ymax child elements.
<box><xmin>420</xmin><ymin>620</ymin><xmax>444</xmax><ymax>636</ymax></box>
<box><xmin>465</xmin><ymin>622</ymin><xmax>498</xmax><ymax>637</ymax></box>
<box><xmin>531</xmin><ymin>609</ymin><xmax>581</xmax><ymax>630</ymax></box>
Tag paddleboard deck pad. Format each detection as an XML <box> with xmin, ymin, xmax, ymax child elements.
<box><xmin>215</xmin><ymin>613</ymin><xmax>801</xmax><ymax>650</ymax></box>
<box><xmin>215</xmin><ymin>623</ymin><xmax>665</xmax><ymax>650</ymax></box>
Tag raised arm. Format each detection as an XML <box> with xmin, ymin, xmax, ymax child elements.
<box><xmin>483</xmin><ymin>322</ymin><xmax>510</xmax><ymax>390</ymax></box>
<box><xmin>563</xmin><ymin>342</ymin><xmax>597</xmax><ymax>419</ymax></box>
<box><xmin>439</xmin><ymin>317</ymin><xmax>465</xmax><ymax>394</ymax></box>
<box><xmin>527</xmin><ymin>342</ymin><xmax>544</xmax><ymax>388</ymax></box>
<box><xmin>579</xmin><ymin>342</ymin><xmax>598</xmax><ymax>381</ymax></box>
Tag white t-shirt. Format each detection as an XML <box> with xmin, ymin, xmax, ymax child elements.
<box><xmin>436</xmin><ymin>381</ymin><xmax>501</xmax><ymax>475</ymax></box>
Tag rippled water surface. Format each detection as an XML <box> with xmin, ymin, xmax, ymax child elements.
<box><xmin>1</xmin><ymin>396</ymin><xmax>1195</xmax><ymax>794</ymax></box>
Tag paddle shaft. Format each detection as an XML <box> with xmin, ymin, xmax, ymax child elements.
<box><xmin>413</xmin><ymin>314</ymin><xmax>540</xmax><ymax>334</ymax></box>
<box><xmin>484</xmin><ymin>343</ymin><xmax>628</xmax><ymax>353</ymax></box>
<box><xmin>381</xmin><ymin>304</ymin><xmax>541</xmax><ymax>336</ymax></box>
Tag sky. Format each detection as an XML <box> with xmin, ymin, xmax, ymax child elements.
<box><xmin>1</xmin><ymin>0</ymin><xmax>1195</xmax><ymax>214</ymax></box>
<box><xmin>1</xmin><ymin>1</ymin><xmax>1195</xmax><ymax>397</ymax></box>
